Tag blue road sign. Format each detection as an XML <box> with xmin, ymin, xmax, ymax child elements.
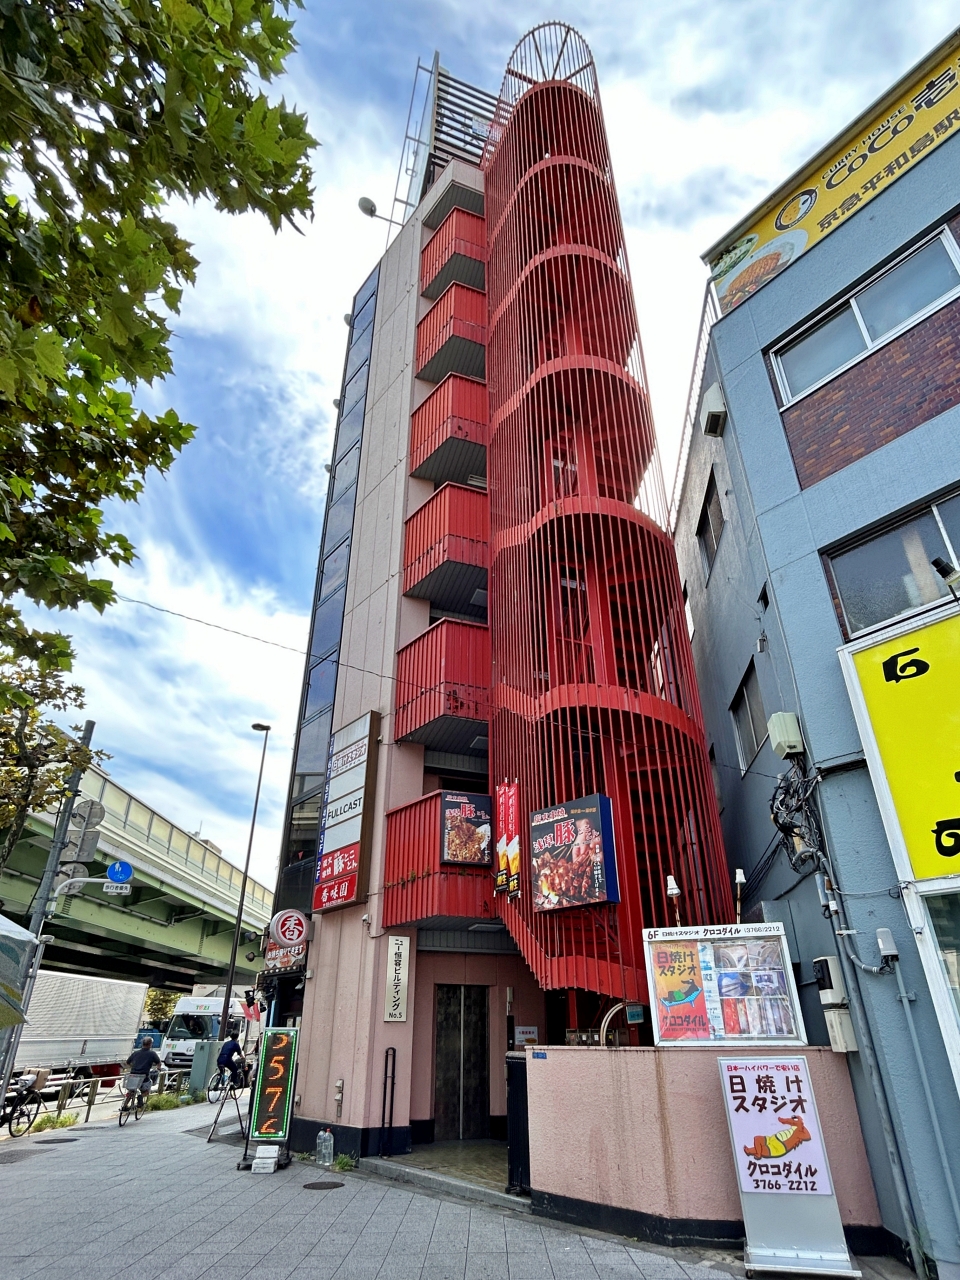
<box><xmin>107</xmin><ymin>860</ymin><xmax>133</xmax><ymax>884</ymax></box>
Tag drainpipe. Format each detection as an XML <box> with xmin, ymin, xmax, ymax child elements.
<box><xmin>887</xmin><ymin>941</ymin><xmax>960</xmax><ymax>1250</ymax></box>
<box><xmin>819</xmin><ymin>860</ymin><xmax>928</xmax><ymax>1278</ymax></box>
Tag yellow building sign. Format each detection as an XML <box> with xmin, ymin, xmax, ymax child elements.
<box><xmin>706</xmin><ymin>32</ymin><xmax>960</xmax><ymax>314</ymax></box>
<box><xmin>850</xmin><ymin>612</ymin><xmax>960</xmax><ymax>882</ymax></box>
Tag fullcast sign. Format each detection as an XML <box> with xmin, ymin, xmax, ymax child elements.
<box><xmin>313</xmin><ymin>711</ymin><xmax>380</xmax><ymax>912</ymax></box>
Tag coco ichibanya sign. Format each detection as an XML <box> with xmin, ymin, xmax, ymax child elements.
<box><xmin>706</xmin><ymin>34</ymin><xmax>960</xmax><ymax>313</ymax></box>
<box><xmin>384</xmin><ymin>935</ymin><xmax>410</xmax><ymax>1023</ymax></box>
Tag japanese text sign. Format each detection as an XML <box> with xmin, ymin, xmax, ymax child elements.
<box><xmin>495</xmin><ymin>782</ymin><xmax>520</xmax><ymax>894</ymax></box>
<box><xmin>269</xmin><ymin>908</ymin><xmax>310</xmax><ymax>946</ymax></box>
<box><xmin>384</xmin><ymin>935</ymin><xmax>410</xmax><ymax>1023</ymax></box>
<box><xmin>441</xmin><ymin>792</ymin><xmax>493</xmax><ymax>866</ymax></box>
<box><xmin>314</xmin><ymin>711</ymin><xmax>380</xmax><ymax>913</ymax></box>
<box><xmin>251</xmin><ymin>1028</ymin><xmax>298</xmax><ymax>1143</ymax></box>
<box><xmin>644</xmin><ymin>925</ymin><xmax>806</xmax><ymax>1045</ymax></box>
<box><xmin>262</xmin><ymin>939</ymin><xmax>307</xmax><ymax>975</ymax></box>
<box><xmin>530</xmin><ymin>793</ymin><xmax>619</xmax><ymax>912</ymax></box>
<box><xmin>844</xmin><ymin>612</ymin><xmax>960</xmax><ymax>882</ymax></box>
<box><xmin>706</xmin><ymin>35</ymin><xmax>960</xmax><ymax>313</ymax></box>
<box><xmin>314</xmin><ymin>842</ymin><xmax>360</xmax><ymax>910</ymax></box>
<box><xmin>719</xmin><ymin>1057</ymin><xmax>832</xmax><ymax>1195</ymax></box>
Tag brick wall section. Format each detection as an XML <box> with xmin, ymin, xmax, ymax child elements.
<box><xmin>781</xmin><ymin>219</ymin><xmax>960</xmax><ymax>489</ymax></box>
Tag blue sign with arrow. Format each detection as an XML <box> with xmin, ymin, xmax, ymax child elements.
<box><xmin>107</xmin><ymin>860</ymin><xmax>133</xmax><ymax>884</ymax></box>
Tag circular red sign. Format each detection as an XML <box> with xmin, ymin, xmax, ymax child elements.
<box><xmin>269</xmin><ymin>908</ymin><xmax>309</xmax><ymax>946</ymax></box>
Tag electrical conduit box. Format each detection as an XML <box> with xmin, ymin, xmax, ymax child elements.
<box><xmin>768</xmin><ymin>712</ymin><xmax>804</xmax><ymax>759</ymax></box>
<box><xmin>812</xmin><ymin>956</ymin><xmax>858</xmax><ymax>1054</ymax></box>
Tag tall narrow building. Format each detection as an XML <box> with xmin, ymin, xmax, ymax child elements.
<box><xmin>270</xmin><ymin>24</ymin><xmax>733</xmax><ymax>1155</ymax></box>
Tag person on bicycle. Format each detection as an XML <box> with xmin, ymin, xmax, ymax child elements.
<box><xmin>125</xmin><ymin>1037</ymin><xmax>161</xmax><ymax>1096</ymax></box>
<box><xmin>216</xmin><ymin>1033</ymin><xmax>245</xmax><ymax>1089</ymax></box>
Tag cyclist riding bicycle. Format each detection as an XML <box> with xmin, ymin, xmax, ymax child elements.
<box><xmin>216</xmin><ymin>1033</ymin><xmax>245</xmax><ymax>1089</ymax></box>
<box><xmin>125</xmin><ymin>1036</ymin><xmax>161</xmax><ymax>1096</ymax></box>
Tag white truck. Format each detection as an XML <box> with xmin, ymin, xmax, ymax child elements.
<box><xmin>159</xmin><ymin>994</ymin><xmax>260</xmax><ymax>1069</ymax></box>
<box><xmin>14</xmin><ymin>971</ymin><xmax>147</xmax><ymax>1080</ymax></box>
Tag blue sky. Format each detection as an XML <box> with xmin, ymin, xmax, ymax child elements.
<box><xmin>28</xmin><ymin>0</ymin><xmax>960</xmax><ymax>888</ymax></box>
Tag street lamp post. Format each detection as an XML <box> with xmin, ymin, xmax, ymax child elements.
<box><xmin>217</xmin><ymin>723</ymin><xmax>270</xmax><ymax>1043</ymax></box>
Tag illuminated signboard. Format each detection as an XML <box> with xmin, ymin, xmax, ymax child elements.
<box><xmin>530</xmin><ymin>793</ymin><xmax>619</xmax><ymax>912</ymax></box>
<box><xmin>841</xmin><ymin>610</ymin><xmax>960</xmax><ymax>882</ymax></box>
<box><xmin>705</xmin><ymin>32</ymin><xmax>960</xmax><ymax>314</ymax></box>
<box><xmin>250</xmin><ymin>1028</ymin><xmax>299</xmax><ymax>1142</ymax></box>
<box><xmin>643</xmin><ymin>924</ymin><xmax>806</xmax><ymax>1046</ymax></box>
<box><xmin>440</xmin><ymin>791</ymin><xmax>492</xmax><ymax>866</ymax></box>
<box><xmin>314</xmin><ymin>711</ymin><xmax>380</xmax><ymax>912</ymax></box>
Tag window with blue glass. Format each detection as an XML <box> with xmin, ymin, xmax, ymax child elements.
<box><xmin>280</xmin><ymin>263</ymin><xmax>380</xmax><ymax>882</ymax></box>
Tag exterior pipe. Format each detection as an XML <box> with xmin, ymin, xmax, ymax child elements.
<box><xmin>821</xmin><ymin>848</ymin><xmax>928</xmax><ymax>1278</ymax></box>
<box><xmin>891</xmin><ymin>955</ymin><xmax>960</xmax><ymax>1250</ymax></box>
<box><xmin>599</xmin><ymin>1001</ymin><xmax>624</xmax><ymax>1046</ymax></box>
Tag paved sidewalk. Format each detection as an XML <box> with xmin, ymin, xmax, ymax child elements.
<box><xmin>1</xmin><ymin>1104</ymin><xmax>909</xmax><ymax>1280</ymax></box>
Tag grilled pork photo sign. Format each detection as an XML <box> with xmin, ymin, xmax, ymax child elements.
<box><xmin>531</xmin><ymin>793</ymin><xmax>619</xmax><ymax>911</ymax></box>
<box><xmin>440</xmin><ymin>792</ymin><xmax>493</xmax><ymax>866</ymax></box>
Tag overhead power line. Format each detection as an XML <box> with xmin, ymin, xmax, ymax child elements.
<box><xmin>116</xmin><ymin>595</ymin><xmax>306</xmax><ymax>654</ymax></box>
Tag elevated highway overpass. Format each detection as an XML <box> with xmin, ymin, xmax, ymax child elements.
<box><xmin>0</xmin><ymin>767</ymin><xmax>273</xmax><ymax>990</ymax></box>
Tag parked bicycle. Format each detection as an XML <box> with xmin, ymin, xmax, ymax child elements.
<box><xmin>2</xmin><ymin>1068</ymin><xmax>50</xmax><ymax>1137</ymax></box>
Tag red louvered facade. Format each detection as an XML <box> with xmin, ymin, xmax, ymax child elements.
<box><xmin>480</xmin><ymin>27</ymin><xmax>732</xmax><ymax>996</ymax></box>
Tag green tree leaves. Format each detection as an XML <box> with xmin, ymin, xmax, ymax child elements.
<box><xmin>0</xmin><ymin>0</ymin><xmax>315</xmax><ymax>707</ymax></box>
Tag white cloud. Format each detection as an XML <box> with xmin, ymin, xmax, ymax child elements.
<box><xmin>30</xmin><ymin>542</ymin><xmax>308</xmax><ymax>890</ymax></box>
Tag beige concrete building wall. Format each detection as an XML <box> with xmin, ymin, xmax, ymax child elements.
<box><xmin>294</xmin><ymin>159</ymin><xmax>489</xmax><ymax>1142</ymax></box>
<box><xmin>526</xmin><ymin>1046</ymin><xmax>881</xmax><ymax>1229</ymax></box>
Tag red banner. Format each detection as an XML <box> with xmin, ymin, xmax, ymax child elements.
<box><xmin>495</xmin><ymin>782</ymin><xmax>520</xmax><ymax>895</ymax></box>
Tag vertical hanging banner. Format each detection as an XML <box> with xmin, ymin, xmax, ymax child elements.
<box><xmin>251</xmin><ymin>1028</ymin><xmax>299</xmax><ymax>1142</ymax></box>
<box><xmin>495</xmin><ymin>782</ymin><xmax>519</xmax><ymax>894</ymax></box>
<box><xmin>384</xmin><ymin>935</ymin><xmax>410</xmax><ymax>1023</ymax></box>
<box><xmin>719</xmin><ymin>1057</ymin><xmax>858</xmax><ymax>1276</ymax></box>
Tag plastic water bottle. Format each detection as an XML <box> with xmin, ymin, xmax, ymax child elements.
<box><xmin>316</xmin><ymin>1128</ymin><xmax>334</xmax><ymax>1168</ymax></box>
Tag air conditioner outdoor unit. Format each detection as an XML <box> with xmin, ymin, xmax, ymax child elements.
<box><xmin>700</xmin><ymin>381</ymin><xmax>727</xmax><ymax>437</ymax></box>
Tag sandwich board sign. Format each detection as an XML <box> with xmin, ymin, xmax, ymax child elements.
<box><xmin>719</xmin><ymin>1057</ymin><xmax>858</xmax><ymax>1277</ymax></box>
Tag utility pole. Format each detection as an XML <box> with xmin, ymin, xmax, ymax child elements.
<box><xmin>0</xmin><ymin>720</ymin><xmax>95</xmax><ymax>1101</ymax></box>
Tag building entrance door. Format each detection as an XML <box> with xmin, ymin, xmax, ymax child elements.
<box><xmin>434</xmin><ymin>984</ymin><xmax>489</xmax><ymax>1141</ymax></box>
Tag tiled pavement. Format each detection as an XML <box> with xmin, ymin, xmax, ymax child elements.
<box><xmin>392</xmin><ymin>1140</ymin><xmax>508</xmax><ymax>1191</ymax></box>
<box><xmin>0</xmin><ymin>1104</ymin><xmax>909</xmax><ymax>1280</ymax></box>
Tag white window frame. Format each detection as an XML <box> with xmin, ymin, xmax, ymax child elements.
<box><xmin>827</xmin><ymin>488</ymin><xmax>960</xmax><ymax>638</ymax></box>
<box><xmin>772</xmin><ymin>227</ymin><xmax>960</xmax><ymax>407</ymax></box>
<box><xmin>838</xmin><ymin>603</ymin><xmax>960</xmax><ymax>1102</ymax></box>
<box><xmin>730</xmin><ymin>659</ymin><xmax>768</xmax><ymax>773</ymax></box>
